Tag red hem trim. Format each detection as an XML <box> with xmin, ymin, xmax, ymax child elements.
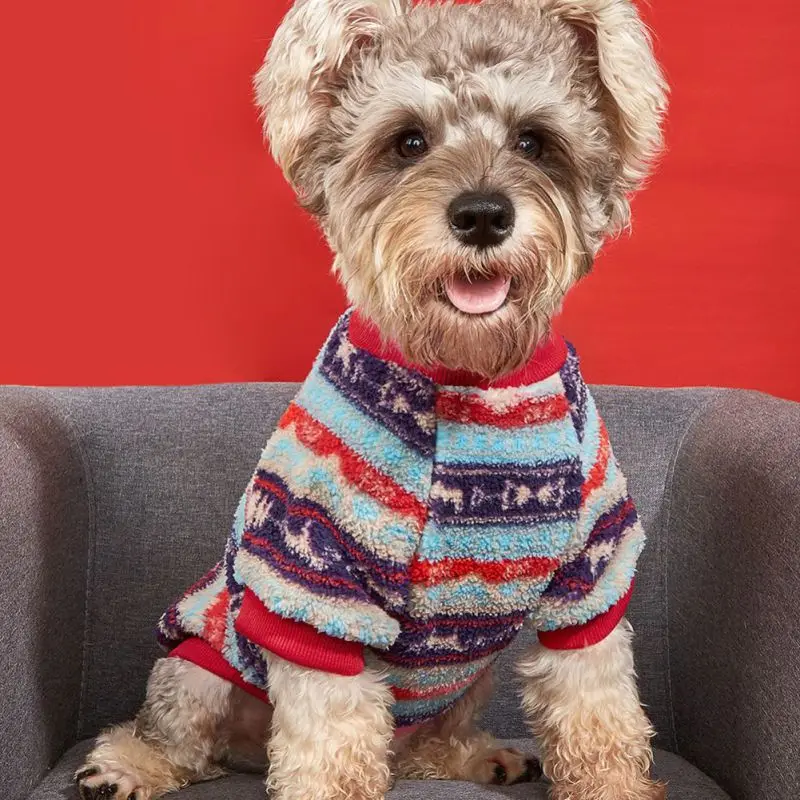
<box><xmin>348</xmin><ymin>310</ymin><xmax>568</xmax><ymax>388</ymax></box>
<box><xmin>234</xmin><ymin>588</ymin><xmax>365</xmax><ymax>676</ymax></box>
<box><xmin>537</xmin><ymin>582</ymin><xmax>635</xmax><ymax>650</ymax></box>
<box><xmin>169</xmin><ymin>637</ymin><xmax>270</xmax><ymax>704</ymax></box>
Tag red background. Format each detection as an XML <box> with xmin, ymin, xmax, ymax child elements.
<box><xmin>1</xmin><ymin>1</ymin><xmax>798</xmax><ymax>398</ymax></box>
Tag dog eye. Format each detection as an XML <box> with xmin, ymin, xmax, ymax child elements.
<box><xmin>516</xmin><ymin>131</ymin><xmax>544</xmax><ymax>159</ymax></box>
<box><xmin>396</xmin><ymin>130</ymin><xmax>428</xmax><ymax>159</ymax></box>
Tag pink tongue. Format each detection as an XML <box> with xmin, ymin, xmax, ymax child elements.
<box><xmin>445</xmin><ymin>274</ymin><xmax>511</xmax><ymax>314</ymax></box>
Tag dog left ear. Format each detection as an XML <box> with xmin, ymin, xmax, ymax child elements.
<box><xmin>256</xmin><ymin>0</ymin><xmax>411</xmax><ymax>214</ymax></box>
<box><xmin>539</xmin><ymin>0</ymin><xmax>668</xmax><ymax>231</ymax></box>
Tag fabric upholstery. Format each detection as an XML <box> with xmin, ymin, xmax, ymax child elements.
<box><xmin>587</xmin><ymin>386</ymin><xmax>720</xmax><ymax>751</ymax></box>
<box><xmin>28</xmin><ymin>740</ymin><xmax>729</xmax><ymax>800</ymax></box>
<box><xmin>666</xmin><ymin>391</ymin><xmax>800</xmax><ymax>800</ymax></box>
<box><xmin>0</xmin><ymin>389</ymin><xmax>91</xmax><ymax>800</ymax></box>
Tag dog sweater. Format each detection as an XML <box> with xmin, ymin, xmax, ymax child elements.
<box><xmin>158</xmin><ymin>310</ymin><xmax>645</xmax><ymax>728</ymax></box>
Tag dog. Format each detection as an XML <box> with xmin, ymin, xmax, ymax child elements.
<box><xmin>75</xmin><ymin>1</ymin><xmax>668</xmax><ymax>798</ymax></box>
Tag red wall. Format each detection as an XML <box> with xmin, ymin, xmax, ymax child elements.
<box><xmin>2</xmin><ymin>1</ymin><xmax>798</xmax><ymax>399</ymax></box>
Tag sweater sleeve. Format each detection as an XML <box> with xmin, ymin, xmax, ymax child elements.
<box><xmin>229</xmin><ymin>321</ymin><xmax>435</xmax><ymax>671</ymax></box>
<box><xmin>531</xmin><ymin>377</ymin><xmax>645</xmax><ymax>648</ymax></box>
<box><xmin>229</xmin><ymin>412</ymin><xmax>416</xmax><ymax>665</ymax></box>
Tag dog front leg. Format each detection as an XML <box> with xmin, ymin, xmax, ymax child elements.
<box><xmin>265</xmin><ymin>651</ymin><xmax>394</xmax><ymax>800</ymax></box>
<box><xmin>518</xmin><ymin>620</ymin><xmax>665</xmax><ymax>800</ymax></box>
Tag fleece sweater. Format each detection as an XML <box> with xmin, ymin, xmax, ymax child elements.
<box><xmin>158</xmin><ymin>309</ymin><xmax>645</xmax><ymax>728</ymax></box>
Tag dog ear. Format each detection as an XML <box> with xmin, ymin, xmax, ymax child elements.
<box><xmin>539</xmin><ymin>0</ymin><xmax>668</xmax><ymax>231</ymax></box>
<box><xmin>255</xmin><ymin>0</ymin><xmax>410</xmax><ymax>214</ymax></box>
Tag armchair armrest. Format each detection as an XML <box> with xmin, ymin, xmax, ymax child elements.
<box><xmin>666</xmin><ymin>390</ymin><xmax>800</xmax><ymax>800</ymax></box>
<box><xmin>0</xmin><ymin>388</ymin><xmax>91</xmax><ymax>800</ymax></box>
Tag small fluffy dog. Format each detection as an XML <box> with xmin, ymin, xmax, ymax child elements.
<box><xmin>76</xmin><ymin>1</ymin><xmax>668</xmax><ymax>798</ymax></box>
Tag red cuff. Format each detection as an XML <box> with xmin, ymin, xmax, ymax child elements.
<box><xmin>170</xmin><ymin>637</ymin><xmax>270</xmax><ymax>704</ymax></box>
<box><xmin>537</xmin><ymin>582</ymin><xmax>634</xmax><ymax>650</ymax></box>
<box><xmin>234</xmin><ymin>588</ymin><xmax>365</xmax><ymax>676</ymax></box>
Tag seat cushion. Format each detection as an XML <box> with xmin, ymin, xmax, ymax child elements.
<box><xmin>31</xmin><ymin>740</ymin><xmax>729</xmax><ymax>799</ymax></box>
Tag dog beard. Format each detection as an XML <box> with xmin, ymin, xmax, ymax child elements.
<box><xmin>331</xmin><ymin>155</ymin><xmax>589</xmax><ymax>380</ymax></box>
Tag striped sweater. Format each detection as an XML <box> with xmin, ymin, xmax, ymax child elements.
<box><xmin>158</xmin><ymin>309</ymin><xmax>645</xmax><ymax>728</ymax></box>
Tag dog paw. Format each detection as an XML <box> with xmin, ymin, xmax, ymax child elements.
<box><xmin>484</xmin><ymin>748</ymin><xmax>542</xmax><ymax>785</ymax></box>
<box><xmin>75</xmin><ymin>764</ymin><xmax>150</xmax><ymax>800</ymax></box>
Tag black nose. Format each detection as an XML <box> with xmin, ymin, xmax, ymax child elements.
<box><xmin>448</xmin><ymin>192</ymin><xmax>515</xmax><ymax>248</ymax></box>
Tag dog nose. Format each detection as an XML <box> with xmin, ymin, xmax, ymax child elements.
<box><xmin>448</xmin><ymin>192</ymin><xmax>515</xmax><ymax>248</ymax></box>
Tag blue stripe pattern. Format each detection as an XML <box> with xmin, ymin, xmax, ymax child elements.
<box><xmin>295</xmin><ymin>367</ymin><xmax>432</xmax><ymax>500</ymax></box>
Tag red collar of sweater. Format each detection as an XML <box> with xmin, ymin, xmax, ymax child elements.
<box><xmin>348</xmin><ymin>309</ymin><xmax>568</xmax><ymax>389</ymax></box>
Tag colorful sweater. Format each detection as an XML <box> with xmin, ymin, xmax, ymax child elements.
<box><xmin>158</xmin><ymin>310</ymin><xmax>645</xmax><ymax>728</ymax></box>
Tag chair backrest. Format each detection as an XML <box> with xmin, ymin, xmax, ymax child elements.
<box><xmin>48</xmin><ymin>383</ymin><xmax>718</xmax><ymax>751</ymax></box>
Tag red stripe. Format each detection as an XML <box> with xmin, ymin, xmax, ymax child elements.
<box><xmin>279</xmin><ymin>403</ymin><xmax>428</xmax><ymax>530</ymax></box>
<box><xmin>435</xmin><ymin>391</ymin><xmax>569</xmax><ymax>428</ymax></box>
<box><xmin>581</xmin><ymin>420</ymin><xmax>611</xmax><ymax>502</ymax></box>
<box><xmin>409</xmin><ymin>554</ymin><xmax>561</xmax><ymax>586</ymax></box>
<box><xmin>201</xmin><ymin>588</ymin><xmax>230</xmax><ymax>650</ymax></box>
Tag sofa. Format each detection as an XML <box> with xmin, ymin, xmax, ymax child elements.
<box><xmin>2</xmin><ymin>383</ymin><xmax>798</xmax><ymax>799</ymax></box>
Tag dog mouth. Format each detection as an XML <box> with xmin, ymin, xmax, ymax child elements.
<box><xmin>444</xmin><ymin>273</ymin><xmax>512</xmax><ymax>315</ymax></box>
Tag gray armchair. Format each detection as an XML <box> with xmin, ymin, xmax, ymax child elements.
<box><xmin>1</xmin><ymin>384</ymin><xmax>797</xmax><ymax>800</ymax></box>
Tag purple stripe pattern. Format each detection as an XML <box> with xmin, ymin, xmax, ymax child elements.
<box><xmin>559</xmin><ymin>343</ymin><xmax>588</xmax><ymax>442</ymax></box>
<box><xmin>320</xmin><ymin>315</ymin><xmax>437</xmax><ymax>456</ymax></box>
<box><xmin>429</xmin><ymin>461</ymin><xmax>582</xmax><ymax>525</ymax></box>
<box><xmin>382</xmin><ymin>616</ymin><xmax>526</xmax><ymax>667</ymax></box>
<box><xmin>242</xmin><ymin>470</ymin><xmax>411</xmax><ymax>610</ymax></box>
<box><xmin>541</xmin><ymin>498</ymin><xmax>639</xmax><ymax>602</ymax></box>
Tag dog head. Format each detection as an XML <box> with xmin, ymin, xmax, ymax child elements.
<box><xmin>256</xmin><ymin>0</ymin><xmax>667</xmax><ymax>379</ymax></box>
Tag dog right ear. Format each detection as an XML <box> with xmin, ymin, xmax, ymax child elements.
<box><xmin>255</xmin><ymin>0</ymin><xmax>410</xmax><ymax>214</ymax></box>
<box><xmin>536</xmin><ymin>0</ymin><xmax>668</xmax><ymax>233</ymax></box>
